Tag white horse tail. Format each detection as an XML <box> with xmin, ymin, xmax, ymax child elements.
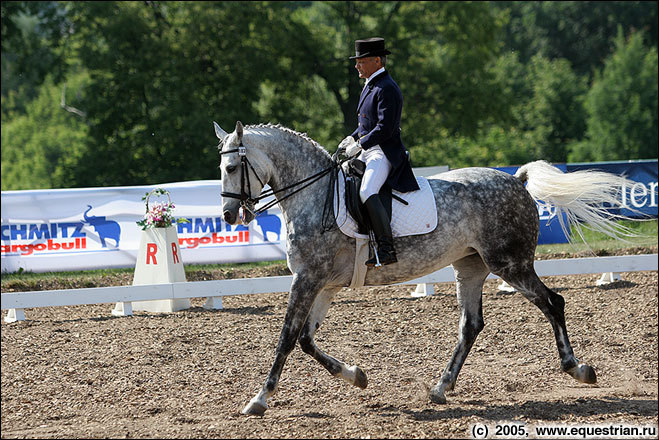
<box><xmin>514</xmin><ymin>160</ymin><xmax>642</xmax><ymax>244</ymax></box>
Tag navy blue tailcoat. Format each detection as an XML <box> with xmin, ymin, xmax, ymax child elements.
<box><xmin>350</xmin><ymin>70</ymin><xmax>419</xmax><ymax>193</ymax></box>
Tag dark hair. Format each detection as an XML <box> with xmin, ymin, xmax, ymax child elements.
<box><xmin>379</xmin><ymin>56</ymin><xmax>387</xmax><ymax>67</ymax></box>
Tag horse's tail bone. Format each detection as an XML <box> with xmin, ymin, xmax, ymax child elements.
<box><xmin>515</xmin><ymin>167</ymin><xmax>529</xmax><ymax>184</ymax></box>
<box><xmin>515</xmin><ymin>160</ymin><xmax>647</xmax><ymax>244</ymax></box>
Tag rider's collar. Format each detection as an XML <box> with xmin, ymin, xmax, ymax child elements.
<box><xmin>365</xmin><ymin>68</ymin><xmax>386</xmax><ymax>87</ymax></box>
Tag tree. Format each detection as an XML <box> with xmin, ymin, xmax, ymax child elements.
<box><xmin>61</xmin><ymin>1</ymin><xmax>511</xmax><ymax>185</ymax></box>
<box><xmin>455</xmin><ymin>52</ymin><xmax>587</xmax><ymax>168</ymax></box>
<box><xmin>61</xmin><ymin>1</ymin><xmax>281</xmax><ymax>186</ymax></box>
<box><xmin>570</xmin><ymin>29</ymin><xmax>658</xmax><ymax>162</ymax></box>
<box><xmin>1</xmin><ymin>73</ymin><xmax>89</xmax><ymax>190</ymax></box>
<box><xmin>524</xmin><ymin>55</ymin><xmax>588</xmax><ymax>163</ymax></box>
<box><xmin>495</xmin><ymin>1</ymin><xmax>658</xmax><ymax>77</ymax></box>
<box><xmin>1</xmin><ymin>1</ymin><xmax>70</xmax><ymax>117</ymax></box>
<box><xmin>252</xmin><ymin>2</ymin><xmax>510</xmax><ymax>152</ymax></box>
<box><xmin>3</xmin><ymin>1</ymin><xmax>657</xmax><ymax>191</ymax></box>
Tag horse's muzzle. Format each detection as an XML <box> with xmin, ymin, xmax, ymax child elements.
<box><xmin>223</xmin><ymin>209</ymin><xmax>237</xmax><ymax>225</ymax></box>
<box><xmin>223</xmin><ymin>202</ymin><xmax>254</xmax><ymax>226</ymax></box>
<box><xmin>222</xmin><ymin>199</ymin><xmax>240</xmax><ymax>225</ymax></box>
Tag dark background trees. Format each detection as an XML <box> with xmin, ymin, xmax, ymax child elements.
<box><xmin>2</xmin><ymin>1</ymin><xmax>657</xmax><ymax>190</ymax></box>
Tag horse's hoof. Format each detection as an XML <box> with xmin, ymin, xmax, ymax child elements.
<box><xmin>571</xmin><ymin>363</ymin><xmax>597</xmax><ymax>384</ymax></box>
<box><xmin>429</xmin><ymin>387</ymin><xmax>447</xmax><ymax>404</ymax></box>
<box><xmin>342</xmin><ymin>365</ymin><xmax>368</xmax><ymax>389</ymax></box>
<box><xmin>354</xmin><ymin>367</ymin><xmax>368</xmax><ymax>389</ymax></box>
<box><xmin>241</xmin><ymin>398</ymin><xmax>268</xmax><ymax>416</ymax></box>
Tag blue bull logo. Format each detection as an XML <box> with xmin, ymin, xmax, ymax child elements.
<box><xmin>82</xmin><ymin>205</ymin><xmax>121</xmax><ymax>248</ymax></box>
<box><xmin>255</xmin><ymin>212</ymin><xmax>282</xmax><ymax>242</ymax></box>
<box><xmin>230</xmin><ymin>211</ymin><xmax>282</xmax><ymax>242</ymax></box>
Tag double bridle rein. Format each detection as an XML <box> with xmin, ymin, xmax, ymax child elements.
<box><xmin>218</xmin><ymin>139</ymin><xmax>346</xmax><ymax>220</ymax></box>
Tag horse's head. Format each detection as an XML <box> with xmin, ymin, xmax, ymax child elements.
<box><xmin>215</xmin><ymin>120</ymin><xmax>270</xmax><ymax>226</ymax></box>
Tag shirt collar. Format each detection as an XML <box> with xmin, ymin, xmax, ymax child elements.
<box><xmin>365</xmin><ymin>67</ymin><xmax>386</xmax><ymax>86</ymax></box>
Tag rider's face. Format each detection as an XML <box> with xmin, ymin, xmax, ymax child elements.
<box><xmin>355</xmin><ymin>56</ymin><xmax>381</xmax><ymax>79</ymax></box>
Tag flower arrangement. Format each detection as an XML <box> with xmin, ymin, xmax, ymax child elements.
<box><xmin>136</xmin><ymin>188</ymin><xmax>189</xmax><ymax>230</ymax></box>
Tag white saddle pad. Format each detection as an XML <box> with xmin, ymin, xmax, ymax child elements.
<box><xmin>334</xmin><ymin>169</ymin><xmax>437</xmax><ymax>239</ymax></box>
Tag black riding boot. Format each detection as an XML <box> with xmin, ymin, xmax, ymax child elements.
<box><xmin>364</xmin><ymin>194</ymin><xmax>397</xmax><ymax>267</ymax></box>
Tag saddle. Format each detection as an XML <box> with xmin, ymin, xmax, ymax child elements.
<box><xmin>344</xmin><ymin>158</ymin><xmax>395</xmax><ymax>235</ymax></box>
<box><xmin>333</xmin><ymin>159</ymin><xmax>436</xmax><ymax>240</ymax></box>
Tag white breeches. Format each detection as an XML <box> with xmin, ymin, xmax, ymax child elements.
<box><xmin>359</xmin><ymin>145</ymin><xmax>392</xmax><ymax>203</ymax></box>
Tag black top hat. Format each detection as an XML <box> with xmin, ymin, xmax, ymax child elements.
<box><xmin>349</xmin><ymin>37</ymin><xmax>392</xmax><ymax>59</ymax></box>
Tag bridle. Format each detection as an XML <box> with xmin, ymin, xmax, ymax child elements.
<box><xmin>218</xmin><ymin>138</ymin><xmax>347</xmax><ymax>218</ymax></box>
<box><xmin>219</xmin><ymin>140</ymin><xmax>264</xmax><ymax>214</ymax></box>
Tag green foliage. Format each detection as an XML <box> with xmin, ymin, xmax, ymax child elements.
<box><xmin>393</xmin><ymin>2</ymin><xmax>509</xmax><ymax>138</ymax></box>
<box><xmin>1</xmin><ymin>1</ymin><xmax>657</xmax><ymax>190</ymax></box>
<box><xmin>254</xmin><ymin>1</ymin><xmax>509</xmax><ymax>149</ymax></box>
<box><xmin>522</xmin><ymin>55</ymin><xmax>588</xmax><ymax>163</ymax></box>
<box><xmin>1</xmin><ymin>72</ymin><xmax>89</xmax><ymax>190</ymax></box>
<box><xmin>495</xmin><ymin>1</ymin><xmax>658</xmax><ymax>76</ymax></box>
<box><xmin>255</xmin><ymin>76</ymin><xmax>343</xmax><ymax>149</ymax></box>
<box><xmin>570</xmin><ymin>29</ymin><xmax>658</xmax><ymax>162</ymax></box>
<box><xmin>429</xmin><ymin>52</ymin><xmax>588</xmax><ymax>168</ymax></box>
<box><xmin>1</xmin><ymin>1</ymin><xmax>70</xmax><ymax>115</ymax></box>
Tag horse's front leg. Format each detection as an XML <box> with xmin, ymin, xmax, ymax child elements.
<box><xmin>241</xmin><ymin>273</ymin><xmax>323</xmax><ymax>416</ymax></box>
<box><xmin>298</xmin><ymin>287</ymin><xmax>368</xmax><ymax>389</ymax></box>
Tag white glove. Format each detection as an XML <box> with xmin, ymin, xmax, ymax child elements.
<box><xmin>338</xmin><ymin>136</ymin><xmax>361</xmax><ymax>157</ymax></box>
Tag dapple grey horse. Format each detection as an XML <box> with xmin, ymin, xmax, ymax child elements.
<box><xmin>214</xmin><ymin>121</ymin><xmax>635</xmax><ymax>416</ymax></box>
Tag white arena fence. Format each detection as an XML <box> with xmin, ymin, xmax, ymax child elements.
<box><xmin>2</xmin><ymin>254</ymin><xmax>657</xmax><ymax>323</ymax></box>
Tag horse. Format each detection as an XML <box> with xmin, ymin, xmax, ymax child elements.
<box><xmin>213</xmin><ymin>120</ymin><xmax>636</xmax><ymax>416</ymax></box>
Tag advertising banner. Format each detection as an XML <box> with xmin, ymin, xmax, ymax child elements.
<box><xmin>1</xmin><ymin>181</ymin><xmax>287</xmax><ymax>273</ymax></box>
<box><xmin>494</xmin><ymin>159</ymin><xmax>658</xmax><ymax>245</ymax></box>
<box><xmin>2</xmin><ymin>160</ymin><xmax>656</xmax><ymax>273</ymax></box>
<box><xmin>567</xmin><ymin>160</ymin><xmax>658</xmax><ymax>219</ymax></box>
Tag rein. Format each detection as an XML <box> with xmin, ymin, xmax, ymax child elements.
<box><xmin>219</xmin><ymin>140</ymin><xmax>348</xmax><ymax>221</ymax></box>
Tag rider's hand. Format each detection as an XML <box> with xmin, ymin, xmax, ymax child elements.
<box><xmin>338</xmin><ymin>136</ymin><xmax>361</xmax><ymax>157</ymax></box>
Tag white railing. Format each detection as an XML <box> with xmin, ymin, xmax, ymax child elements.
<box><xmin>2</xmin><ymin>254</ymin><xmax>657</xmax><ymax>323</ymax></box>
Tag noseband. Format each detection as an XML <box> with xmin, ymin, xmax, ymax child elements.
<box><xmin>219</xmin><ymin>139</ymin><xmax>346</xmax><ymax>218</ymax></box>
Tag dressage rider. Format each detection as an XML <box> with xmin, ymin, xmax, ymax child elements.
<box><xmin>338</xmin><ymin>37</ymin><xmax>419</xmax><ymax>267</ymax></box>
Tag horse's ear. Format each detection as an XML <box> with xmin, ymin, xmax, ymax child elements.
<box><xmin>213</xmin><ymin>121</ymin><xmax>227</xmax><ymax>140</ymax></box>
<box><xmin>235</xmin><ymin>121</ymin><xmax>243</xmax><ymax>140</ymax></box>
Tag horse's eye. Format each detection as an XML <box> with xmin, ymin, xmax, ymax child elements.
<box><xmin>226</xmin><ymin>164</ymin><xmax>237</xmax><ymax>174</ymax></box>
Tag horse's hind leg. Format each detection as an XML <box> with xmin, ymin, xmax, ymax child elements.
<box><xmin>430</xmin><ymin>254</ymin><xmax>489</xmax><ymax>404</ymax></box>
<box><xmin>498</xmin><ymin>265</ymin><xmax>597</xmax><ymax>385</ymax></box>
<box><xmin>298</xmin><ymin>287</ymin><xmax>368</xmax><ymax>389</ymax></box>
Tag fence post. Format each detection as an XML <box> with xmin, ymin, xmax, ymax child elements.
<box><xmin>112</xmin><ymin>225</ymin><xmax>189</xmax><ymax>315</ymax></box>
<box><xmin>411</xmin><ymin>283</ymin><xmax>435</xmax><ymax>297</ymax></box>
<box><xmin>596</xmin><ymin>272</ymin><xmax>622</xmax><ymax>285</ymax></box>
<box><xmin>4</xmin><ymin>308</ymin><xmax>25</xmax><ymax>323</ymax></box>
